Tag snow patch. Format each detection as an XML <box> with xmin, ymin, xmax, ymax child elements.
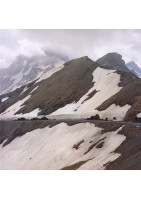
<box><xmin>137</xmin><ymin>113</ymin><xmax>141</xmax><ymax>118</ymax></box>
<box><xmin>0</xmin><ymin>95</ymin><xmax>31</xmax><ymax>118</ymax></box>
<box><xmin>51</xmin><ymin>67</ymin><xmax>124</xmax><ymax>115</ymax></box>
<box><xmin>0</xmin><ymin>122</ymin><xmax>125</xmax><ymax>170</ymax></box>
<box><xmin>47</xmin><ymin>103</ymin><xmax>131</xmax><ymax>121</ymax></box>
<box><xmin>98</xmin><ymin>104</ymin><xmax>131</xmax><ymax>121</ymax></box>
<box><xmin>20</xmin><ymin>86</ymin><xmax>28</xmax><ymax>95</ymax></box>
<box><xmin>1</xmin><ymin>97</ymin><xmax>9</xmax><ymax>102</ymax></box>
<box><xmin>16</xmin><ymin>108</ymin><xmax>40</xmax><ymax>119</ymax></box>
<box><xmin>36</xmin><ymin>65</ymin><xmax>64</xmax><ymax>83</ymax></box>
<box><xmin>29</xmin><ymin>86</ymin><xmax>39</xmax><ymax>94</ymax></box>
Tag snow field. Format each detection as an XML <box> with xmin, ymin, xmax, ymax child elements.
<box><xmin>0</xmin><ymin>122</ymin><xmax>125</xmax><ymax>170</ymax></box>
<box><xmin>51</xmin><ymin>67</ymin><xmax>131</xmax><ymax>120</ymax></box>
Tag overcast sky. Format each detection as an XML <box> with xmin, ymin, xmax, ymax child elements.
<box><xmin>0</xmin><ymin>29</ymin><xmax>141</xmax><ymax>69</ymax></box>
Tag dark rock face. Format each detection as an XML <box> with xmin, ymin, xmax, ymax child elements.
<box><xmin>126</xmin><ymin>61</ymin><xmax>141</xmax><ymax>78</ymax></box>
<box><xmin>97</xmin><ymin>52</ymin><xmax>129</xmax><ymax>72</ymax></box>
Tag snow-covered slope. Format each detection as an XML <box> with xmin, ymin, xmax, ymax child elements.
<box><xmin>0</xmin><ymin>119</ymin><xmax>141</xmax><ymax>170</ymax></box>
<box><xmin>0</xmin><ymin>122</ymin><xmax>125</xmax><ymax>170</ymax></box>
<box><xmin>51</xmin><ymin>67</ymin><xmax>131</xmax><ymax>120</ymax></box>
<box><xmin>1</xmin><ymin>54</ymin><xmax>141</xmax><ymax>170</ymax></box>
<box><xmin>0</xmin><ymin>52</ymin><xmax>68</xmax><ymax>94</ymax></box>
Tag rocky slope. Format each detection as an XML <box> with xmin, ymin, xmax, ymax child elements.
<box><xmin>97</xmin><ymin>52</ymin><xmax>130</xmax><ymax>72</ymax></box>
<box><xmin>0</xmin><ymin>55</ymin><xmax>141</xmax><ymax>121</ymax></box>
<box><xmin>0</xmin><ymin>52</ymin><xmax>68</xmax><ymax>94</ymax></box>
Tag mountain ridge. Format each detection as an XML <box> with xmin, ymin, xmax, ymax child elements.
<box><xmin>0</xmin><ymin>55</ymin><xmax>141</xmax><ymax>122</ymax></box>
<box><xmin>0</xmin><ymin>54</ymin><xmax>141</xmax><ymax>170</ymax></box>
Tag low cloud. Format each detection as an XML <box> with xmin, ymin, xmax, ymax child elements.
<box><xmin>0</xmin><ymin>29</ymin><xmax>141</xmax><ymax>68</ymax></box>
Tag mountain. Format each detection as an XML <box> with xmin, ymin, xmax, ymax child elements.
<box><xmin>1</xmin><ymin>55</ymin><xmax>140</xmax><ymax>121</ymax></box>
<box><xmin>0</xmin><ymin>52</ymin><xmax>68</xmax><ymax>94</ymax></box>
<box><xmin>0</xmin><ymin>55</ymin><xmax>141</xmax><ymax>170</ymax></box>
<box><xmin>126</xmin><ymin>61</ymin><xmax>141</xmax><ymax>78</ymax></box>
<box><xmin>97</xmin><ymin>52</ymin><xmax>130</xmax><ymax>72</ymax></box>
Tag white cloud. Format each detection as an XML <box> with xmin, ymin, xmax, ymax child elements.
<box><xmin>0</xmin><ymin>29</ymin><xmax>141</xmax><ymax>69</ymax></box>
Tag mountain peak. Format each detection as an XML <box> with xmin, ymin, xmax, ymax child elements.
<box><xmin>64</xmin><ymin>56</ymin><xmax>94</xmax><ymax>68</ymax></box>
<box><xmin>126</xmin><ymin>61</ymin><xmax>141</xmax><ymax>78</ymax></box>
<box><xmin>126</xmin><ymin>61</ymin><xmax>138</xmax><ymax>68</ymax></box>
<box><xmin>96</xmin><ymin>52</ymin><xmax>129</xmax><ymax>72</ymax></box>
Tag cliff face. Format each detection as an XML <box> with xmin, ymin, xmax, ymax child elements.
<box><xmin>97</xmin><ymin>52</ymin><xmax>129</xmax><ymax>72</ymax></box>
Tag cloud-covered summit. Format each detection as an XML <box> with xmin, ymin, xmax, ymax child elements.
<box><xmin>0</xmin><ymin>29</ymin><xmax>141</xmax><ymax>69</ymax></box>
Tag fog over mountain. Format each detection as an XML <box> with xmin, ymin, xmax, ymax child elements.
<box><xmin>1</xmin><ymin>29</ymin><xmax>141</xmax><ymax>69</ymax></box>
<box><xmin>0</xmin><ymin>51</ymin><xmax>68</xmax><ymax>94</ymax></box>
<box><xmin>126</xmin><ymin>61</ymin><xmax>141</xmax><ymax>78</ymax></box>
<box><xmin>1</xmin><ymin>29</ymin><xmax>141</xmax><ymax>94</ymax></box>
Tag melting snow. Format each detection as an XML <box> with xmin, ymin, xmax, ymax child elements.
<box><xmin>137</xmin><ymin>113</ymin><xmax>141</xmax><ymax>118</ymax></box>
<box><xmin>0</xmin><ymin>122</ymin><xmax>125</xmax><ymax>170</ymax></box>
<box><xmin>0</xmin><ymin>95</ymin><xmax>31</xmax><ymax>119</ymax></box>
<box><xmin>29</xmin><ymin>86</ymin><xmax>39</xmax><ymax>94</ymax></box>
<box><xmin>98</xmin><ymin>104</ymin><xmax>131</xmax><ymax>121</ymax></box>
<box><xmin>20</xmin><ymin>86</ymin><xmax>28</xmax><ymax>95</ymax></box>
<box><xmin>51</xmin><ymin>67</ymin><xmax>131</xmax><ymax>120</ymax></box>
<box><xmin>1</xmin><ymin>97</ymin><xmax>9</xmax><ymax>102</ymax></box>
<box><xmin>36</xmin><ymin>65</ymin><xmax>64</xmax><ymax>83</ymax></box>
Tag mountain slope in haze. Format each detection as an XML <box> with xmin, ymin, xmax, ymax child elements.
<box><xmin>126</xmin><ymin>61</ymin><xmax>141</xmax><ymax>78</ymax></box>
<box><xmin>0</xmin><ymin>54</ymin><xmax>141</xmax><ymax>170</ymax></box>
<box><xmin>0</xmin><ymin>52</ymin><xmax>68</xmax><ymax>94</ymax></box>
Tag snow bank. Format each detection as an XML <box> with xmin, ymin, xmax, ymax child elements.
<box><xmin>48</xmin><ymin>103</ymin><xmax>131</xmax><ymax>121</ymax></box>
<box><xmin>0</xmin><ymin>122</ymin><xmax>125</xmax><ymax>170</ymax></box>
<box><xmin>1</xmin><ymin>97</ymin><xmax>9</xmax><ymax>102</ymax></box>
<box><xmin>0</xmin><ymin>95</ymin><xmax>31</xmax><ymax>119</ymax></box>
<box><xmin>29</xmin><ymin>86</ymin><xmax>39</xmax><ymax>94</ymax></box>
<box><xmin>137</xmin><ymin>113</ymin><xmax>141</xmax><ymax>118</ymax></box>
<box><xmin>0</xmin><ymin>88</ymin><xmax>41</xmax><ymax>119</ymax></box>
<box><xmin>20</xmin><ymin>86</ymin><xmax>28</xmax><ymax>95</ymax></box>
<box><xmin>36</xmin><ymin>65</ymin><xmax>64</xmax><ymax>83</ymax></box>
<box><xmin>98</xmin><ymin>104</ymin><xmax>131</xmax><ymax>121</ymax></box>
